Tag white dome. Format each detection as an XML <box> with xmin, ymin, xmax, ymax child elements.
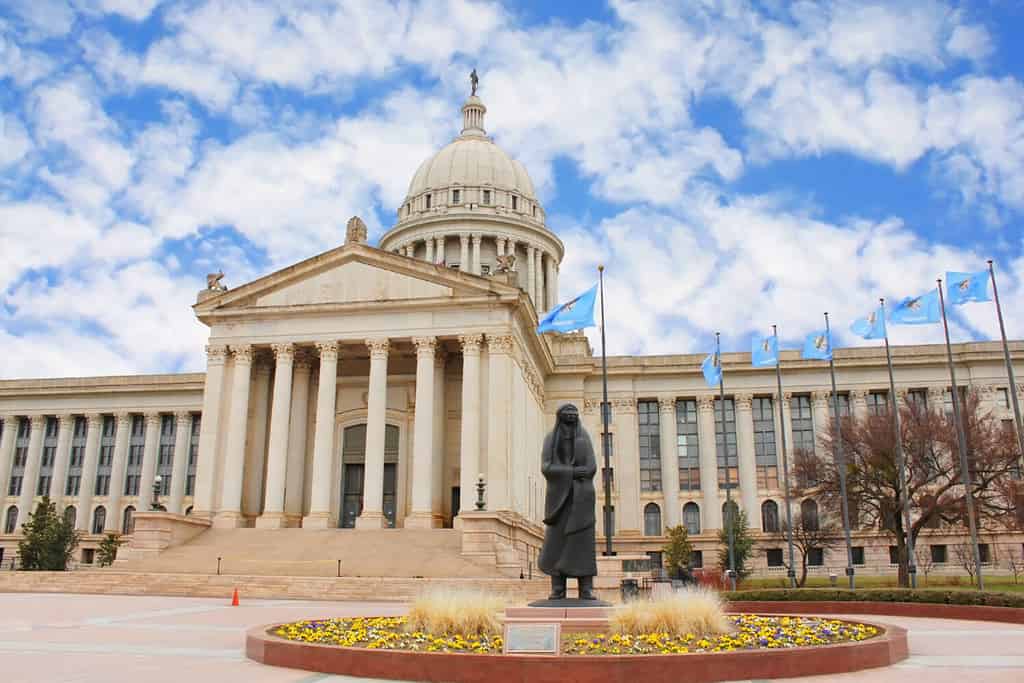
<box><xmin>405</xmin><ymin>137</ymin><xmax>537</xmax><ymax>200</ymax></box>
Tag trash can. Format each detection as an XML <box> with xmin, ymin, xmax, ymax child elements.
<box><xmin>620</xmin><ymin>578</ymin><xmax>640</xmax><ymax>601</ymax></box>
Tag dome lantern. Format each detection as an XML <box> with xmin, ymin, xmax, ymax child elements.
<box><xmin>460</xmin><ymin>96</ymin><xmax>487</xmax><ymax>138</ymax></box>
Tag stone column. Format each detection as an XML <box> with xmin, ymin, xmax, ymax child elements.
<box><xmin>104</xmin><ymin>412</ymin><xmax>132</xmax><ymax>533</ymax></box>
<box><xmin>0</xmin><ymin>415</ymin><xmax>16</xmax><ymax>510</ymax></box>
<box><xmin>76</xmin><ymin>414</ymin><xmax>102</xmax><ymax>531</ymax></box>
<box><xmin>432</xmin><ymin>350</ymin><xmax>446</xmax><ymax>514</ymax></box>
<box><xmin>486</xmin><ymin>334</ymin><xmax>513</xmax><ymax>511</ymax></box>
<box><xmin>138</xmin><ymin>412</ymin><xmax>161</xmax><ymax>509</ymax></box>
<box><xmin>356</xmin><ymin>338</ymin><xmax>390</xmax><ymax>528</ymax></box>
<box><xmin>734</xmin><ymin>393</ymin><xmax>758</xmax><ymax>521</ymax></box>
<box><xmin>811</xmin><ymin>391</ymin><xmax>830</xmax><ymax>459</ymax></box>
<box><xmin>777</xmin><ymin>391</ymin><xmax>796</xmax><ymax>525</ymax></box>
<box><xmin>407</xmin><ymin>336</ymin><xmax>439</xmax><ymax>528</ymax></box>
<box><xmin>16</xmin><ymin>416</ymin><xmax>45</xmax><ymax>526</ymax></box>
<box><xmin>612</xmin><ymin>399</ymin><xmax>641</xmax><ymax>532</ymax></box>
<box><xmin>545</xmin><ymin>253</ymin><xmax>557</xmax><ymax>310</ymax></box>
<box><xmin>216</xmin><ymin>344</ymin><xmax>253</xmax><ymax>527</ymax></box>
<box><xmin>193</xmin><ymin>344</ymin><xmax>229</xmax><ymax>518</ymax></box>
<box><xmin>851</xmin><ymin>389</ymin><xmax>869</xmax><ymax>422</ymax></box>
<box><xmin>658</xmin><ymin>396</ymin><xmax>680</xmax><ymax>529</ymax></box>
<box><xmin>256</xmin><ymin>343</ymin><xmax>294</xmax><ymax>528</ymax></box>
<box><xmin>457</xmin><ymin>333</ymin><xmax>482</xmax><ymax>517</ymax></box>
<box><xmin>459</xmin><ymin>233</ymin><xmax>470</xmax><ymax>271</ymax></box>
<box><xmin>284</xmin><ymin>351</ymin><xmax>312</xmax><ymax>524</ymax></box>
<box><xmin>242</xmin><ymin>360</ymin><xmax>271</xmax><ymax>519</ymax></box>
<box><xmin>169</xmin><ymin>412</ymin><xmax>192</xmax><ymax>514</ymax></box>
<box><xmin>526</xmin><ymin>245</ymin><xmax>537</xmax><ymax>302</ymax></box>
<box><xmin>697</xmin><ymin>396</ymin><xmax>722</xmax><ymax>531</ymax></box>
<box><xmin>535</xmin><ymin>250</ymin><xmax>545</xmax><ymax>311</ymax></box>
<box><xmin>496</xmin><ymin>236</ymin><xmax>507</xmax><ymax>257</ymax></box>
<box><xmin>48</xmin><ymin>414</ymin><xmax>75</xmax><ymax>502</ymax></box>
<box><xmin>404</xmin><ymin>244</ymin><xmax>414</xmax><ymax>258</ymax></box>
<box><xmin>434</xmin><ymin>235</ymin><xmax>445</xmax><ymax>264</ymax></box>
<box><xmin>552</xmin><ymin>263</ymin><xmax>560</xmax><ymax>309</ymax></box>
<box><xmin>305</xmin><ymin>341</ymin><xmax>339</xmax><ymax>528</ymax></box>
<box><xmin>471</xmin><ymin>233</ymin><xmax>482</xmax><ymax>275</ymax></box>
<box><xmin>425</xmin><ymin>237</ymin><xmax>434</xmax><ymax>264</ymax></box>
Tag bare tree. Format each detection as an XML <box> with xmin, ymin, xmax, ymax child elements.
<box><xmin>1007</xmin><ymin>546</ymin><xmax>1023</xmax><ymax>585</ymax></box>
<box><xmin>952</xmin><ymin>542</ymin><xmax>978</xmax><ymax>585</ymax></box>
<box><xmin>778</xmin><ymin>516</ymin><xmax>841</xmax><ymax>588</ymax></box>
<box><xmin>794</xmin><ymin>390</ymin><xmax>1021</xmax><ymax>587</ymax></box>
<box><xmin>915</xmin><ymin>547</ymin><xmax>935</xmax><ymax>586</ymax></box>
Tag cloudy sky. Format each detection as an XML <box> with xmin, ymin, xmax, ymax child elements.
<box><xmin>2</xmin><ymin>0</ymin><xmax>1023</xmax><ymax>378</ymax></box>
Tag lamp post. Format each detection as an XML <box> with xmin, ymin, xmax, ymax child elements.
<box><xmin>475</xmin><ymin>474</ymin><xmax>486</xmax><ymax>511</ymax></box>
<box><xmin>151</xmin><ymin>475</ymin><xmax>162</xmax><ymax>511</ymax></box>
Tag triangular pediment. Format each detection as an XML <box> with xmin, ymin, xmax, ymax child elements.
<box><xmin>194</xmin><ymin>243</ymin><xmax>520</xmax><ymax>315</ymax></box>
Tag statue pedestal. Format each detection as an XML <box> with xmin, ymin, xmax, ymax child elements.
<box><xmin>526</xmin><ymin>598</ymin><xmax>612</xmax><ymax>608</ymax></box>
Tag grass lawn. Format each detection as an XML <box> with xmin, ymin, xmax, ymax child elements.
<box><xmin>743</xmin><ymin>574</ymin><xmax>1024</xmax><ymax>593</ymax></box>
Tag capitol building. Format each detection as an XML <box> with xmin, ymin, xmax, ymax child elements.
<box><xmin>0</xmin><ymin>93</ymin><xmax>1021</xmax><ymax>578</ymax></box>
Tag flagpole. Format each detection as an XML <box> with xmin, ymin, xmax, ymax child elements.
<box><xmin>773</xmin><ymin>325</ymin><xmax>798</xmax><ymax>589</ymax></box>
<box><xmin>937</xmin><ymin>279</ymin><xmax>985</xmax><ymax>590</ymax></box>
<box><xmin>825</xmin><ymin>313</ymin><xmax>856</xmax><ymax>590</ymax></box>
<box><xmin>598</xmin><ymin>265</ymin><xmax>614</xmax><ymax>557</ymax></box>
<box><xmin>716</xmin><ymin>333</ymin><xmax>737</xmax><ymax>591</ymax></box>
<box><xmin>989</xmin><ymin>260</ymin><xmax>1024</xmax><ymax>471</ymax></box>
<box><xmin>880</xmin><ymin>298</ymin><xmax>917</xmax><ymax>588</ymax></box>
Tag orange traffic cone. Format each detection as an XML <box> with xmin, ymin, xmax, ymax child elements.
<box><xmin>231</xmin><ymin>588</ymin><xmax>239</xmax><ymax>607</ymax></box>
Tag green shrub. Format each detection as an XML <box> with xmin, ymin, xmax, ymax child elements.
<box><xmin>725</xmin><ymin>588</ymin><xmax>1024</xmax><ymax>608</ymax></box>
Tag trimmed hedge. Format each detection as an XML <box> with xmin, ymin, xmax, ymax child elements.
<box><xmin>726</xmin><ymin>588</ymin><xmax>1024</xmax><ymax>609</ymax></box>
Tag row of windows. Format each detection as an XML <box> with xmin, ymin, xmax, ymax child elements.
<box><xmin>404</xmin><ymin>189</ymin><xmax>539</xmax><ymax>217</ymax></box>
<box><xmin>3</xmin><ymin>502</ymin><xmax>195</xmax><ymax>536</ymax></box>
<box><xmin>3</xmin><ymin>413</ymin><xmax>201</xmax><ymax>499</ymax></box>
<box><xmin>639</xmin><ymin>498</ymin><xmax>818</xmax><ymax>537</ymax></box>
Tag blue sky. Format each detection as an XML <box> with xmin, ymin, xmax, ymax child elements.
<box><xmin>1</xmin><ymin>0</ymin><xmax>1023</xmax><ymax>377</ymax></box>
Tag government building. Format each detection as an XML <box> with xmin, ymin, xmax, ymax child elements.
<box><xmin>1</xmin><ymin>93</ymin><xmax>1022</xmax><ymax>579</ymax></box>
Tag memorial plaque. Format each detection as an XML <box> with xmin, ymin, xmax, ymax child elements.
<box><xmin>503</xmin><ymin>622</ymin><xmax>560</xmax><ymax>655</ymax></box>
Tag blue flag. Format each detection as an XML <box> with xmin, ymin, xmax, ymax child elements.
<box><xmin>536</xmin><ymin>284</ymin><xmax>597</xmax><ymax>334</ymax></box>
<box><xmin>701</xmin><ymin>352</ymin><xmax>722</xmax><ymax>387</ymax></box>
<box><xmin>946</xmin><ymin>270</ymin><xmax>992</xmax><ymax>305</ymax></box>
<box><xmin>850</xmin><ymin>306</ymin><xmax>886</xmax><ymax>340</ymax></box>
<box><xmin>889</xmin><ymin>289</ymin><xmax>941</xmax><ymax>325</ymax></box>
<box><xmin>801</xmin><ymin>329</ymin><xmax>832</xmax><ymax>360</ymax></box>
<box><xmin>751</xmin><ymin>333</ymin><xmax>778</xmax><ymax>367</ymax></box>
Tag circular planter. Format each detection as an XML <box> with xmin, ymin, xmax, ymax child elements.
<box><xmin>726</xmin><ymin>600</ymin><xmax>1024</xmax><ymax>625</ymax></box>
<box><xmin>246</xmin><ymin>617</ymin><xmax>907</xmax><ymax>683</ymax></box>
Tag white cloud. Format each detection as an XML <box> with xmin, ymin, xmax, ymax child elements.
<box><xmin>0</xmin><ymin>113</ymin><xmax>32</xmax><ymax>168</ymax></box>
<box><xmin>0</xmin><ymin>202</ymin><xmax>102</xmax><ymax>290</ymax></box>
<box><xmin>946</xmin><ymin>24</ymin><xmax>993</xmax><ymax>62</ymax></box>
<box><xmin>6</xmin><ymin>0</ymin><xmax>76</xmax><ymax>40</ymax></box>
<box><xmin>74</xmin><ymin>0</ymin><xmax>163</xmax><ymax>21</ymax></box>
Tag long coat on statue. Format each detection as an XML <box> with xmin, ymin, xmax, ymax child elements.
<box><xmin>537</xmin><ymin>405</ymin><xmax>598</xmax><ymax>578</ymax></box>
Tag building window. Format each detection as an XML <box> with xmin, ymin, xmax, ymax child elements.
<box><xmin>690</xmin><ymin>549</ymin><xmax>703</xmax><ymax>568</ymax></box>
<box><xmin>480</xmin><ymin>264</ymin><xmax>491</xmax><ymax>275</ymax></box>
<box><xmin>425</xmin><ymin>194</ymin><xmax>432</xmax><ymax>209</ymax></box>
<box><xmin>186</xmin><ymin>415</ymin><xmax>200</xmax><ymax>496</ymax></box>
<box><xmin>63</xmin><ymin>505</ymin><xmax>76</xmax><ymax>528</ymax></box>
<box><xmin>807</xmin><ymin>547</ymin><xmax>825</xmax><ymax>566</ymax></box>
<box><xmin>907</xmin><ymin>389</ymin><xmax>927</xmax><ymax>410</ymax></box>
<box><xmin>715</xmin><ymin>398</ymin><xmax>738</xmax><ymax>488</ymax></box>
<box><xmin>4</xmin><ymin>506</ymin><xmax>17</xmax><ymax>534</ymax></box>
<box><xmin>66</xmin><ymin>416</ymin><xmax>87</xmax><ymax>496</ymax></box>
<box><xmin>930</xmin><ymin>544</ymin><xmax>947</xmax><ymax>564</ymax></box>
<box><xmin>92</xmin><ymin>506</ymin><xmax>106</xmax><ymax>534</ymax></box>
<box><xmin>122</xmin><ymin>506</ymin><xmax>136</xmax><ymax>535</ymax></box>
<box><xmin>532</xmin><ymin>204</ymin><xmax>536</xmax><ymax>217</ymax></box>
<box><xmin>511</xmin><ymin>195</ymin><xmax>518</xmax><ymax>211</ymax></box>
<box><xmin>124</xmin><ymin>415</ymin><xmax>145</xmax><ymax>496</ymax></box>
<box><xmin>452</xmin><ymin>189</ymin><xmax>460</xmax><ymax>204</ymax></box>
<box><xmin>9</xmin><ymin>418</ymin><xmax>30</xmax><ymax>496</ymax></box>
<box><xmin>37</xmin><ymin>416</ymin><xmax>58</xmax><ymax>496</ymax></box>
<box><xmin>888</xmin><ymin>545</ymin><xmax>899</xmax><ymax>565</ymax></box>
<box><xmin>851</xmin><ymin>546</ymin><xmax>865</xmax><ymax>565</ymax></box>
<box><xmin>790</xmin><ymin>394</ymin><xmax>814</xmax><ymax>453</ymax></box>
<box><xmin>830</xmin><ymin>393</ymin><xmax>851</xmax><ymax>418</ymax></box>
<box><xmin>157</xmin><ymin>415</ymin><xmax>175</xmax><ymax>495</ymax></box>
<box><xmin>637</xmin><ymin>400</ymin><xmax>662</xmax><ymax>492</ymax></box>
<box><xmin>753</xmin><ymin>397</ymin><xmax>778</xmax><ymax>488</ymax></box>
<box><xmin>675</xmin><ymin>399</ymin><xmax>700</xmax><ymax>491</ymax></box>
<box><xmin>682</xmin><ymin>502</ymin><xmax>700</xmax><ymax>535</ymax></box>
<box><xmin>644</xmin><ymin>503</ymin><xmax>662</xmax><ymax>536</ymax></box>
<box><xmin>867</xmin><ymin>391</ymin><xmax>889</xmax><ymax>416</ymax></box>
<box><xmin>482</xmin><ymin>189</ymin><xmax>491</xmax><ymax>204</ymax></box>
<box><xmin>979</xmin><ymin>543</ymin><xmax>991</xmax><ymax>564</ymax></box>
<box><xmin>95</xmin><ymin>416</ymin><xmax>115</xmax><ymax>496</ymax></box>
<box><xmin>761</xmin><ymin>499</ymin><xmax>779</xmax><ymax>533</ymax></box>
<box><xmin>998</xmin><ymin>388</ymin><xmax>1010</xmax><ymax>409</ymax></box>
<box><xmin>766</xmin><ymin>548</ymin><xmax>784</xmax><ymax>567</ymax></box>
<box><xmin>801</xmin><ymin>499</ymin><xmax>819</xmax><ymax>531</ymax></box>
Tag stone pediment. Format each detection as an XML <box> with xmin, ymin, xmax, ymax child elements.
<box><xmin>194</xmin><ymin>243</ymin><xmax>519</xmax><ymax>315</ymax></box>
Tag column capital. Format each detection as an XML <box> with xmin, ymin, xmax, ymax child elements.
<box><xmin>205</xmin><ymin>344</ymin><xmax>229</xmax><ymax>365</ymax></box>
<box><xmin>459</xmin><ymin>232</ymin><xmax>470</xmax><ymax>242</ymax></box>
<box><xmin>782</xmin><ymin>390</ymin><xmax>793</xmax><ymax>402</ymax></box>
<box><xmin>612</xmin><ymin>397</ymin><xmax>636</xmax><ymax>414</ymax></box>
<box><xmin>0</xmin><ymin>412</ymin><xmax>16</xmax><ymax>425</ymax></box>
<box><xmin>734</xmin><ymin>393</ymin><xmax>753</xmax><ymax>410</ymax></box>
<box><xmin>174</xmin><ymin>410</ymin><xmax>192</xmax><ymax>424</ymax></box>
<box><xmin>115</xmin><ymin>411</ymin><xmax>132</xmax><ymax>426</ymax></box>
<box><xmin>144</xmin><ymin>411</ymin><xmax>162</xmax><ymax>426</ymax></box>
<box><xmin>231</xmin><ymin>344</ymin><xmax>255</xmax><ymax>363</ymax></box>
<box><xmin>486</xmin><ymin>334</ymin><xmax>514</xmax><ymax>355</ymax></box>
<box><xmin>58</xmin><ymin>413</ymin><xmax>76</xmax><ymax>428</ymax></box>
<box><xmin>926</xmin><ymin>384</ymin><xmax>947</xmax><ymax>397</ymax></box>
<box><xmin>811</xmin><ymin>389</ymin><xmax>830</xmax><ymax>405</ymax></box>
<box><xmin>86</xmin><ymin>413</ymin><xmax>105</xmax><ymax>429</ymax></box>
<box><xmin>697</xmin><ymin>395</ymin><xmax>715</xmax><ymax>412</ymax></box>
<box><xmin>413</xmin><ymin>336</ymin><xmax>437</xmax><ymax>358</ymax></box>
<box><xmin>458</xmin><ymin>333</ymin><xmax>483</xmax><ymax>354</ymax></box>
<box><xmin>366</xmin><ymin>338</ymin><xmax>390</xmax><ymax>359</ymax></box>
<box><xmin>470</xmin><ymin>232</ymin><xmax>483</xmax><ymax>243</ymax></box>
<box><xmin>271</xmin><ymin>342</ymin><xmax>295</xmax><ymax>362</ymax></box>
<box><xmin>527</xmin><ymin>243</ymin><xmax>536</xmax><ymax>253</ymax></box>
<box><xmin>895</xmin><ymin>387</ymin><xmax>910</xmax><ymax>401</ymax></box>
<box><xmin>657</xmin><ymin>395</ymin><xmax>676</xmax><ymax>413</ymax></box>
<box><xmin>315</xmin><ymin>340</ymin><xmax>340</xmax><ymax>361</ymax></box>
<box><xmin>850</xmin><ymin>388</ymin><xmax>869</xmax><ymax>402</ymax></box>
<box><xmin>29</xmin><ymin>414</ymin><xmax>46</xmax><ymax>429</ymax></box>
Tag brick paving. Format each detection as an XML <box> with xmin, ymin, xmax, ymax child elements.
<box><xmin>0</xmin><ymin>592</ymin><xmax>1021</xmax><ymax>682</ymax></box>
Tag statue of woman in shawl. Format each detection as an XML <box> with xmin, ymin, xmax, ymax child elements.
<box><xmin>537</xmin><ymin>403</ymin><xmax>599</xmax><ymax>600</ymax></box>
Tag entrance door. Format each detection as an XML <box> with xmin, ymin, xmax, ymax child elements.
<box><xmin>341</xmin><ymin>464</ymin><xmax>364</xmax><ymax>528</ymax></box>
<box><xmin>382</xmin><ymin>463</ymin><xmax>396</xmax><ymax>528</ymax></box>
<box><xmin>449</xmin><ymin>487</ymin><xmax>460</xmax><ymax>527</ymax></box>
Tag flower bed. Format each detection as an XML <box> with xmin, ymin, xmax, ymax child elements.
<box><xmin>271</xmin><ymin>614</ymin><xmax>878</xmax><ymax>655</ymax></box>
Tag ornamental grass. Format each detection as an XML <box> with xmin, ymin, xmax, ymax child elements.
<box><xmin>404</xmin><ymin>588</ymin><xmax>505</xmax><ymax>637</ymax></box>
<box><xmin>611</xmin><ymin>587</ymin><xmax>732</xmax><ymax>637</ymax></box>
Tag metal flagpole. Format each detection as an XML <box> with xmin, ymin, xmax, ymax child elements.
<box><xmin>598</xmin><ymin>265</ymin><xmax>614</xmax><ymax>557</ymax></box>
<box><xmin>717</xmin><ymin>332</ymin><xmax>737</xmax><ymax>591</ymax></box>
<box><xmin>937</xmin><ymin>279</ymin><xmax>984</xmax><ymax>590</ymax></box>
<box><xmin>989</xmin><ymin>260</ymin><xmax>1024</xmax><ymax>472</ymax></box>
<box><xmin>879</xmin><ymin>299</ymin><xmax>917</xmax><ymax>588</ymax></box>
<box><xmin>824</xmin><ymin>313</ymin><xmax>856</xmax><ymax>590</ymax></box>
<box><xmin>773</xmin><ymin>325</ymin><xmax>798</xmax><ymax>589</ymax></box>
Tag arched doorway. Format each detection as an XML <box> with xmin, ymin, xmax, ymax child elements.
<box><xmin>339</xmin><ymin>424</ymin><xmax>400</xmax><ymax>528</ymax></box>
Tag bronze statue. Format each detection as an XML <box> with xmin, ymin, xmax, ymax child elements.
<box><xmin>470</xmin><ymin>68</ymin><xmax>479</xmax><ymax>96</ymax></box>
<box><xmin>538</xmin><ymin>403</ymin><xmax>598</xmax><ymax>600</ymax></box>
<box><xmin>206</xmin><ymin>270</ymin><xmax>226</xmax><ymax>291</ymax></box>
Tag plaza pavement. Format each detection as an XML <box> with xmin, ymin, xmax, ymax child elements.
<box><xmin>0</xmin><ymin>592</ymin><xmax>1021</xmax><ymax>682</ymax></box>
